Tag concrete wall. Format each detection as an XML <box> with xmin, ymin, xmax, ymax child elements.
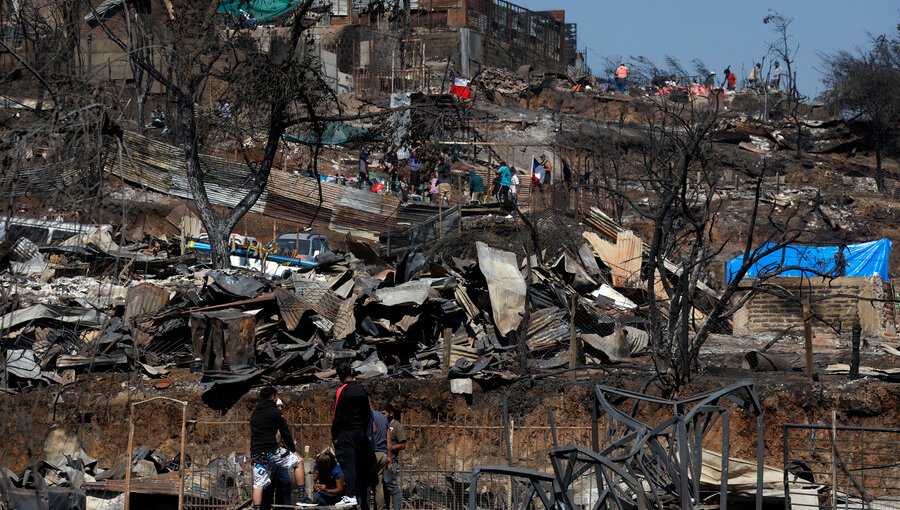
<box><xmin>732</xmin><ymin>277</ymin><xmax>888</xmax><ymax>345</ymax></box>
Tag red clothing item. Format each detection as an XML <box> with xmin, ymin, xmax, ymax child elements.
<box><xmin>726</xmin><ymin>72</ymin><xmax>736</xmax><ymax>89</ymax></box>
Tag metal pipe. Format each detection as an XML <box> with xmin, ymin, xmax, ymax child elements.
<box><xmin>547</xmin><ymin>408</ymin><xmax>558</xmax><ymax>449</ymax></box>
<box><xmin>568</xmin><ymin>294</ymin><xmax>580</xmax><ymax>369</ymax></box>
<box><xmin>783</xmin><ymin>425</ymin><xmax>790</xmax><ymax>510</ymax></box>
<box><xmin>502</xmin><ymin>396</ymin><xmax>518</xmax><ymax>509</ymax></box>
<box><xmin>692</xmin><ymin>415</ymin><xmax>703</xmax><ymax>504</ymax></box>
<box><xmin>756</xmin><ymin>414</ymin><xmax>765</xmax><ymax>510</ymax></box>
<box><xmin>676</xmin><ymin>416</ymin><xmax>690</xmax><ymax>510</ymax></box>
<box><xmin>721</xmin><ymin>410</ymin><xmax>730</xmax><ymax>510</ymax></box>
<box><xmin>831</xmin><ymin>411</ymin><xmax>838</xmax><ymax>510</ymax></box>
<box><xmin>124</xmin><ymin>403</ymin><xmax>135</xmax><ymax>510</ymax></box>
<box><xmin>177</xmin><ymin>402</ymin><xmax>187</xmax><ymax>510</ymax></box>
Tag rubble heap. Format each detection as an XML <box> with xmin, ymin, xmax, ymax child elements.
<box><xmin>1</xmin><ymin>208</ymin><xmax>708</xmax><ymax>398</ymax></box>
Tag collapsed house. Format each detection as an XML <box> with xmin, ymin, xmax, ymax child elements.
<box><xmin>729</xmin><ymin>238</ymin><xmax>893</xmax><ymax>345</ymax></box>
<box><xmin>2</xmin><ymin>1</ymin><xmax>899</xmax><ymax>507</ymax></box>
<box><xmin>0</xmin><ymin>205</ymin><xmax>676</xmax><ymax>394</ymax></box>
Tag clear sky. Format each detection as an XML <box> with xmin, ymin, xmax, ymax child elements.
<box><xmin>519</xmin><ymin>0</ymin><xmax>899</xmax><ymax>99</ymax></box>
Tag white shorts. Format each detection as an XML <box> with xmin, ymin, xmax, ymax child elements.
<box><xmin>273</xmin><ymin>447</ymin><xmax>301</xmax><ymax>470</ymax></box>
<box><xmin>252</xmin><ymin>459</ymin><xmax>272</xmax><ymax>489</ymax></box>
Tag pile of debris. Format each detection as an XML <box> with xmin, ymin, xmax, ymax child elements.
<box><xmin>0</xmin><ymin>207</ymin><xmax>722</xmax><ymax>398</ymax></box>
<box><xmin>709</xmin><ymin>116</ymin><xmax>863</xmax><ymax>155</ymax></box>
<box><xmin>0</xmin><ymin>426</ymin><xmax>245</xmax><ymax>508</ymax></box>
<box><xmin>474</xmin><ymin>67</ymin><xmax>531</xmax><ymax>95</ymax></box>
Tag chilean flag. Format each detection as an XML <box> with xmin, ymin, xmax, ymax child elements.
<box><xmin>449</xmin><ymin>74</ymin><xmax>472</xmax><ymax>99</ymax></box>
<box><xmin>531</xmin><ymin>157</ymin><xmax>545</xmax><ymax>186</ymax></box>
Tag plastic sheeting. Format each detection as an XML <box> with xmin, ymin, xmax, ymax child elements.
<box><xmin>726</xmin><ymin>238</ymin><xmax>891</xmax><ymax>283</ymax></box>
<box><xmin>217</xmin><ymin>0</ymin><xmax>298</xmax><ymax>22</ymax></box>
<box><xmin>282</xmin><ymin>121</ymin><xmax>379</xmax><ymax>146</ymax></box>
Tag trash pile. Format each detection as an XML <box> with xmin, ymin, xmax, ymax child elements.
<box><xmin>708</xmin><ymin>115</ymin><xmax>863</xmax><ymax>155</ymax></box>
<box><xmin>0</xmin><ymin>207</ymin><xmax>723</xmax><ymax>397</ymax></box>
<box><xmin>474</xmin><ymin>66</ymin><xmax>531</xmax><ymax>95</ymax></box>
<box><xmin>0</xmin><ymin>425</ymin><xmax>246</xmax><ymax>508</ymax></box>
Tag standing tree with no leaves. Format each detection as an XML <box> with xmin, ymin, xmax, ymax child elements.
<box><xmin>764</xmin><ymin>10</ymin><xmax>806</xmax><ymax>158</ymax></box>
<box><xmin>820</xmin><ymin>28</ymin><xmax>900</xmax><ymax>192</ymax></box>
<box><xmin>1</xmin><ymin>0</ymin><xmax>119</xmax><ymax>220</ymax></box>
<box><xmin>94</xmin><ymin>0</ymin><xmax>338</xmax><ymax>267</ymax></box>
<box><xmin>624</xmin><ymin>96</ymin><xmax>823</xmax><ymax>391</ymax></box>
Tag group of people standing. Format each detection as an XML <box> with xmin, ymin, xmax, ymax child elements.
<box><xmin>466</xmin><ymin>153</ymin><xmax>554</xmax><ymax>205</ymax></box>
<box><xmin>747</xmin><ymin>61</ymin><xmax>783</xmax><ymax>91</ymax></box>
<box><xmin>355</xmin><ymin>145</ymin><xmax>557</xmax><ymax>207</ymax></box>
<box><xmin>358</xmin><ymin>145</ymin><xmax>454</xmax><ymax>205</ymax></box>
<box><xmin>693</xmin><ymin>62</ymin><xmax>784</xmax><ymax>93</ymax></box>
<box><xmin>466</xmin><ymin>162</ymin><xmax>521</xmax><ymax>204</ymax></box>
<box><xmin>249</xmin><ymin>363</ymin><xmax>407</xmax><ymax>510</ymax></box>
<box><xmin>615</xmin><ymin>59</ymin><xmax>784</xmax><ymax>95</ymax></box>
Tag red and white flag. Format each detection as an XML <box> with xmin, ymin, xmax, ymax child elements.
<box><xmin>531</xmin><ymin>157</ymin><xmax>545</xmax><ymax>185</ymax></box>
<box><xmin>449</xmin><ymin>75</ymin><xmax>472</xmax><ymax>99</ymax></box>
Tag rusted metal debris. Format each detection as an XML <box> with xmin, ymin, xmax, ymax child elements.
<box><xmin>0</xmin><ymin>196</ymin><xmax>727</xmax><ymax>396</ymax></box>
<box><xmin>468</xmin><ymin>382</ymin><xmax>766</xmax><ymax>510</ymax></box>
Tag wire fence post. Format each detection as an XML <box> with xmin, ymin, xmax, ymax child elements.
<box><xmin>568</xmin><ymin>294</ymin><xmax>582</xmax><ymax>369</ymax></box>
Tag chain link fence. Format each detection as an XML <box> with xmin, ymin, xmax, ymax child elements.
<box><xmin>783</xmin><ymin>423</ymin><xmax>900</xmax><ymax>510</ymax></box>
<box><xmin>173</xmin><ymin>403</ymin><xmax>596</xmax><ymax>510</ymax></box>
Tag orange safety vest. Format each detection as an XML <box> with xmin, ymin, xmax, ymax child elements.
<box><xmin>615</xmin><ymin>65</ymin><xmax>629</xmax><ymax>79</ymax></box>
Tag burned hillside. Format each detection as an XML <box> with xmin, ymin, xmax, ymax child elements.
<box><xmin>1</xmin><ymin>1</ymin><xmax>900</xmax><ymax>510</ymax></box>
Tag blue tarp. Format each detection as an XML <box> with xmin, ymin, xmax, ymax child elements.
<box><xmin>726</xmin><ymin>238</ymin><xmax>891</xmax><ymax>283</ymax></box>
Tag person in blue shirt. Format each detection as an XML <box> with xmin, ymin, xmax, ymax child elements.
<box><xmin>369</xmin><ymin>405</ymin><xmax>390</xmax><ymax>510</ymax></box>
<box><xmin>497</xmin><ymin>163</ymin><xmax>511</xmax><ymax>203</ymax></box>
<box><xmin>312</xmin><ymin>451</ymin><xmax>346</xmax><ymax>506</ymax></box>
<box><xmin>468</xmin><ymin>170</ymin><xmax>485</xmax><ymax>203</ymax></box>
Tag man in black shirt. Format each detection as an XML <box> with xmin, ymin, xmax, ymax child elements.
<box><xmin>332</xmin><ymin>362</ymin><xmax>374</xmax><ymax>509</ymax></box>
<box><xmin>250</xmin><ymin>386</ymin><xmax>297</xmax><ymax>510</ymax></box>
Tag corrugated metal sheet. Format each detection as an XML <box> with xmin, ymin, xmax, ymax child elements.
<box><xmin>527</xmin><ymin>306</ymin><xmax>570</xmax><ymax>353</ymax></box>
<box><xmin>165</xmin><ymin>204</ymin><xmax>195</xmax><ymax>228</ymax></box>
<box><xmin>107</xmin><ymin>131</ymin><xmax>403</xmax><ymax>238</ymax></box>
<box><xmin>3</xmin><ymin>160</ymin><xmax>89</xmax><ymax>197</ymax></box>
<box><xmin>395</xmin><ymin>203</ymin><xmax>443</xmax><ymax>225</ymax></box>
<box><xmin>124</xmin><ymin>283</ymin><xmax>170</xmax><ymax>347</ymax></box>
<box><xmin>332</xmin><ymin>204</ymin><xmax>399</xmax><ymax>237</ymax></box>
<box><xmin>106</xmin><ymin>133</ymin><xmax>175</xmax><ymax>193</ymax></box>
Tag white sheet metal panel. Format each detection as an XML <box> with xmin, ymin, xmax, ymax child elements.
<box><xmin>476</xmin><ymin>241</ymin><xmax>526</xmax><ymax>336</ymax></box>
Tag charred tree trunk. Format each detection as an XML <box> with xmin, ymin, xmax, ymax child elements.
<box><xmin>178</xmin><ymin>96</ymin><xmax>236</xmax><ymax>269</ymax></box>
<box><xmin>129</xmin><ymin>22</ymin><xmax>154</xmax><ymax>128</ymax></box>
<box><xmin>135</xmin><ymin>71</ymin><xmax>152</xmax><ymax>129</ymax></box>
<box><xmin>205</xmin><ymin>224</ymin><xmax>232</xmax><ymax>269</ymax></box>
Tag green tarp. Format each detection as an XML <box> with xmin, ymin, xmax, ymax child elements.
<box><xmin>282</xmin><ymin>121</ymin><xmax>381</xmax><ymax>146</ymax></box>
<box><xmin>217</xmin><ymin>0</ymin><xmax>298</xmax><ymax>23</ymax></box>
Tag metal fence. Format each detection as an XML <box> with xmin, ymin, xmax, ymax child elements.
<box><xmin>783</xmin><ymin>423</ymin><xmax>900</xmax><ymax>510</ymax></box>
<box><xmin>179</xmin><ymin>406</ymin><xmax>595</xmax><ymax>510</ymax></box>
<box><xmin>465</xmin><ymin>0</ymin><xmax>562</xmax><ymax>62</ymax></box>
